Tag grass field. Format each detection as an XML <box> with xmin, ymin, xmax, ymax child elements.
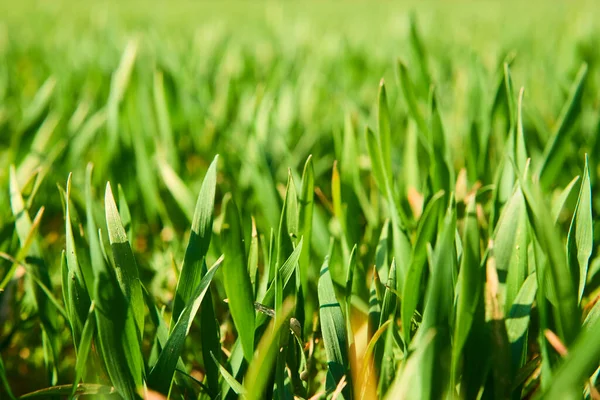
<box><xmin>1</xmin><ymin>1</ymin><xmax>600</xmax><ymax>399</ymax></box>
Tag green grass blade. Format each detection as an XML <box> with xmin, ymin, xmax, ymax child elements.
<box><xmin>318</xmin><ymin>253</ymin><xmax>351</xmax><ymax>398</ymax></box>
<box><xmin>223</xmin><ymin>198</ymin><xmax>256</xmax><ymax>362</ymax></box>
<box><xmin>493</xmin><ymin>184</ymin><xmax>529</xmax><ymax>313</ymax></box>
<box><xmin>245</xmin><ymin>299</ymin><xmax>295</xmax><ymax>400</ymax></box>
<box><xmin>566</xmin><ymin>155</ymin><xmax>593</xmax><ymax>303</ymax></box>
<box><xmin>396</xmin><ymin>60</ymin><xmax>431</xmax><ymax>153</ymax></box>
<box><xmin>211</xmin><ymin>352</ymin><xmax>247</xmax><ymax>397</ymax></box>
<box><xmin>541</xmin><ymin>314</ymin><xmax>600</xmax><ymax>399</ymax></box>
<box><xmin>71</xmin><ymin>302</ymin><xmax>97</xmax><ymax>398</ymax></box>
<box><xmin>148</xmin><ymin>257</ymin><xmax>222</xmax><ymax>394</ymax></box>
<box><xmin>505</xmin><ymin>273</ymin><xmax>537</xmax><ymax>372</ymax></box>
<box><xmin>537</xmin><ymin>64</ymin><xmax>588</xmax><ymax>186</ymax></box>
<box><xmin>172</xmin><ymin>155</ymin><xmax>218</xmax><ymax>323</ymax></box>
<box><xmin>19</xmin><ymin>384</ymin><xmax>116</xmax><ymax>399</ymax></box>
<box><xmin>117</xmin><ymin>184</ymin><xmax>133</xmax><ymax>243</ymax></box>
<box><xmin>452</xmin><ymin>194</ymin><xmax>481</xmax><ymax>386</ymax></box>
<box><xmin>105</xmin><ymin>182</ymin><xmax>144</xmax><ymax>339</ymax></box>
<box><xmin>9</xmin><ymin>166</ymin><xmax>59</xmax><ymax>385</ymax></box>
<box><xmin>156</xmin><ymin>158</ymin><xmax>195</xmax><ymax>222</ymax></box>
<box><xmin>0</xmin><ymin>354</ymin><xmax>16</xmax><ymax>400</ymax></box>
<box><xmin>378</xmin><ymin>79</ymin><xmax>393</xmax><ymax>178</ymax></box>
<box><xmin>65</xmin><ymin>174</ymin><xmax>92</xmax><ymax>350</ymax></box>
<box><xmin>401</xmin><ymin>190</ymin><xmax>445</xmax><ymax>342</ymax></box>
<box><xmin>552</xmin><ymin>176</ymin><xmax>581</xmax><ymax>222</ymax></box>
<box><xmin>518</xmin><ymin>168</ymin><xmax>579</xmax><ymax>346</ymax></box>
<box><xmin>298</xmin><ymin>155</ymin><xmax>314</xmax><ymax>328</ymax></box>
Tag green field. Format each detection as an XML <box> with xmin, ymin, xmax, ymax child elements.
<box><xmin>2</xmin><ymin>1</ymin><xmax>600</xmax><ymax>398</ymax></box>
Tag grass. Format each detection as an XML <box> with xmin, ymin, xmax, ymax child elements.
<box><xmin>1</xmin><ymin>1</ymin><xmax>600</xmax><ymax>399</ymax></box>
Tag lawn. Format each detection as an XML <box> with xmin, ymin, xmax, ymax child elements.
<box><xmin>1</xmin><ymin>1</ymin><xmax>600</xmax><ymax>399</ymax></box>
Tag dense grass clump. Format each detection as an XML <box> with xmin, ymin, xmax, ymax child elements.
<box><xmin>1</xmin><ymin>2</ymin><xmax>600</xmax><ymax>399</ymax></box>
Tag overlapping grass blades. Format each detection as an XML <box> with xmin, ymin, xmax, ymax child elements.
<box><xmin>2</xmin><ymin>8</ymin><xmax>600</xmax><ymax>400</ymax></box>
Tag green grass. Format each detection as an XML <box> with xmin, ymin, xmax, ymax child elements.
<box><xmin>1</xmin><ymin>1</ymin><xmax>600</xmax><ymax>399</ymax></box>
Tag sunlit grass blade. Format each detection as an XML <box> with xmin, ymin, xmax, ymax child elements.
<box><xmin>222</xmin><ymin>198</ymin><xmax>256</xmax><ymax>362</ymax></box>
<box><xmin>298</xmin><ymin>155</ymin><xmax>314</xmax><ymax>274</ymax></box>
<box><xmin>172</xmin><ymin>155</ymin><xmax>218</xmax><ymax>322</ymax></box>
<box><xmin>256</xmin><ymin>237</ymin><xmax>303</xmax><ymax>326</ymax></box>
<box><xmin>245</xmin><ymin>298</ymin><xmax>295</xmax><ymax>400</ymax></box>
<box><xmin>505</xmin><ymin>273</ymin><xmax>537</xmax><ymax>373</ymax></box>
<box><xmin>396</xmin><ymin>60</ymin><xmax>431</xmax><ymax>153</ymax></box>
<box><xmin>9</xmin><ymin>165</ymin><xmax>59</xmax><ymax>385</ymax></box>
<box><xmin>493</xmin><ymin>184</ymin><xmax>528</xmax><ymax>313</ymax></box>
<box><xmin>148</xmin><ymin>257</ymin><xmax>222</xmax><ymax>394</ymax></box>
<box><xmin>318</xmin><ymin>252</ymin><xmax>351</xmax><ymax>398</ymax></box>
<box><xmin>358</xmin><ymin>319</ymin><xmax>392</xmax><ymax>400</ymax></box>
<box><xmin>19</xmin><ymin>384</ymin><xmax>116</xmax><ymax>399</ymax></box>
<box><xmin>70</xmin><ymin>302</ymin><xmax>97</xmax><ymax>398</ymax></box>
<box><xmin>65</xmin><ymin>174</ymin><xmax>92</xmax><ymax>350</ymax></box>
<box><xmin>537</xmin><ymin>63</ymin><xmax>588</xmax><ymax>186</ymax></box>
<box><xmin>211</xmin><ymin>352</ymin><xmax>247</xmax><ymax>397</ymax></box>
<box><xmin>415</xmin><ymin>199</ymin><xmax>456</xmax><ymax>399</ymax></box>
<box><xmin>552</xmin><ymin>176</ymin><xmax>580</xmax><ymax>222</ymax></box>
<box><xmin>107</xmin><ymin>39</ymin><xmax>138</xmax><ymax>154</ymax></box>
<box><xmin>153</xmin><ymin>70</ymin><xmax>177</xmax><ymax>167</ymax></box>
<box><xmin>401</xmin><ymin>190</ymin><xmax>445</xmax><ymax>342</ymax></box>
<box><xmin>105</xmin><ymin>182</ymin><xmax>144</xmax><ymax>338</ymax></box>
<box><xmin>517</xmin><ymin>165</ymin><xmax>579</xmax><ymax>346</ymax></box>
<box><xmin>157</xmin><ymin>157</ymin><xmax>195</xmax><ymax>222</ymax></box>
<box><xmin>566</xmin><ymin>155</ymin><xmax>593</xmax><ymax>303</ymax></box>
<box><xmin>378</xmin><ymin>79</ymin><xmax>392</xmax><ymax>178</ymax></box>
<box><xmin>541</xmin><ymin>314</ymin><xmax>600</xmax><ymax>398</ymax></box>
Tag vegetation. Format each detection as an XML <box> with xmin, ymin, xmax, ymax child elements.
<box><xmin>1</xmin><ymin>1</ymin><xmax>600</xmax><ymax>399</ymax></box>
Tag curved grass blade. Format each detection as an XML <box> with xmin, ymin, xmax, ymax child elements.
<box><xmin>378</xmin><ymin>79</ymin><xmax>392</xmax><ymax>178</ymax></box>
<box><xmin>211</xmin><ymin>352</ymin><xmax>246</xmax><ymax>397</ymax></box>
<box><xmin>172</xmin><ymin>155</ymin><xmax>218</xmax><ymax>323</ymax></box>
<box><xmin>537</xmin><ymin>63</ymin><xmax>588</xmax><ymax>186</ymax></box>
<box><xmin>518</xmin><ymin>167</ymin><xmax>579</xmax><ymax>346</ymax></box>
<box><xmin>551</xmin><ymin>176</ymin><xmax>580</xmax><ymax>223</ymax></box>
<box><xmin>318</xmin><ymin>253</ymin><xmax>351</xmax><ymax>398</ymax></box>
<box><xmin>298</xmin><ymin>155</ymin><xmax>314</xmax><ymax>300</ymax></box>
<box><xmin>9</xmin><ymin>166</ymin><xmax>59</xmax><ymax>384</ymax></box>
<box><xmin>452</xmin><ymin>194</ymin><xmax>481</xmax><ymax>387</ymax></box>
<box><xmin>396</xmin><ymin>61</ymin><xmax>430</xmax><ymax>152</ymax></box>
<box><xmin>358</xmin><ymin>319</ymin><xmax>393</xmax><ymax>400</ymax></box>
<box><xmin>416</xmin><ymin>201</ymin><xmax>456</xmax><ymax>399</ymax></box>
<box><xmin>505</xmin><ymin>273</ymin><xmax>537</xmax><ymax>373</ymax></box>
<box><xmin>70</xmin><ymin>302</ymin><xmax>97</xmax><ymax>398</ymax></box>
<box><xmin>493</xmin><ymin>184</ymin><xmax>528</xmax><ymax>313</ymax></box>
<box><xmin>256</xmin><ymin>238</ymin><xmax>303</xmax><ymax>326</ymax></box>
<box><xmin>401</xmin><ymin>190</ymin><xmax>445</xmax><ymax>342</ymax></box>
<box><xmin>223</xmin><ymin>198</ymin><xmax>255</xmax><ymax>362</ymax></box>
<box><xmin>65</xmin><ymin>174</ymin><xmax>92</xmax><ymax>351</ymax></box>
<box><xmin>148</xmin><ymin>257</ymin><xmax>222</xmax><ymax>394</ymax></box>
<box><xmin>0</xmin><ymin>354</ymin><xmax>16</xmax><ymax>400</ymax></box>
<box><xmin>245</xmin><ymin>298</ymin><xmax>295</xmax><ymax>400</ymax></box>
<box><xmin>19</xmin><ymin>384</ymin><xmax>116</xmax><ymax>399</ymax></box>
<box><xmin>541</xmin><ymin>313</ymin><xmax>600</xmax><ymax>399</ymax></box>
<box><xmin>156</xmin><ymin>158</ymin><xmax>195</xmax><ymax>222</ymax></box>
<box><xmin>1</xmin><ymin>205</ymin><xmax>45</xmax><ymax>289</ymax></box>
<box><xmin>566</xmin><ymin>155</ymin><xmax>593</xmax><ymax>303</ymax></box>
<box><xmin>105</xmin><ymin>182</ymin><xmax>144</xmax><ymax>338</ymax></box>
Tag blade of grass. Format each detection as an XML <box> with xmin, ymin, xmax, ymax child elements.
<box><xmin>318</xmin><ymin>251</ymin><xmax>351</xmax><ymax>398</ymax></box>
<box><xmin>222</xmin><ymin>198</ymin><xmax>256</xmax><ymax>362</ymax></box>
<box><xmin>566</xmin><ymin>155</ymin><xmax>593</xmax><ymax>303</ymax></box>
<box><xmin>148</xmin><ymin>257</ymin><xmax>222</xmax><ymax>394</ymax></box>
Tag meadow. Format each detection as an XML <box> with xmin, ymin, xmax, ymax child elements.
<box><xmin>1</xmin><ymin>1</ymin><xmax>600</xmax><ymax>398</ymax></box>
